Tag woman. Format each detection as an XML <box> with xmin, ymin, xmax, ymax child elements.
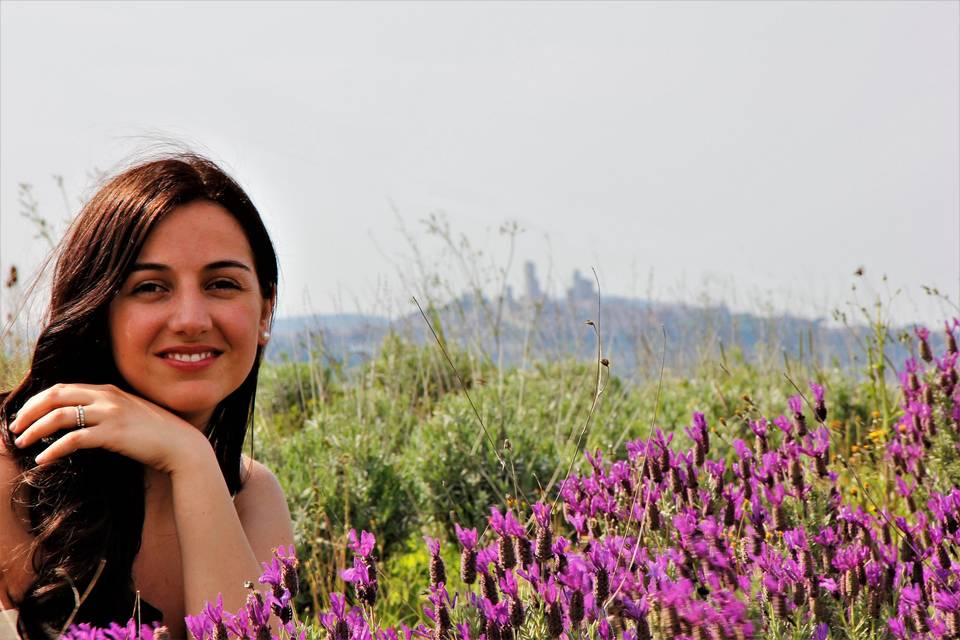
<box><xmin>0</xmin><ymin>154</ymin><xmax>295</xmax><ymax>639</ymax></box>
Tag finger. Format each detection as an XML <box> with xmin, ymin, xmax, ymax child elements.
<box><xmin>13</xmin><ymin>405</ymin><xmax>93</xmax><ymax>449</ymax></box>
<box><xmin>34</xmin><ymin>428</ymin><xmax>95</xmax><ymax>465</ymax></box>
<box><xmin>9</xmin><ymin>383</ymin><xmax>106</xmax><ymax>434</ymax></box>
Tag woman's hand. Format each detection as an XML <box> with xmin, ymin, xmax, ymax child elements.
<box><xmin>7</xmin><ymin>383</ymin><xmax>207</xmax><ymax>473</ymax></box>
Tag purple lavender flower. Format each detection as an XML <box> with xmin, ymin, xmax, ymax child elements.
<box><xmin>425</xmin><ymin>536</ymin><xmax>447</xmax><ymax>587</ymax></box>
<box><xmin>917</xmin><ymin>325</ymin><xmax>934</xmax><ymax>362</ymax></box>
<box><xmin>684</xmin><ymin>412</ymin><xmax>710</xmax><ymax>465</ymax></box>
<box><xmin>585</xmin><ymin>448</ymin><xmax>604</xmax><ymax>474</ymax></box>
<box><xmin>751</xmin><ymin>418</ymin><xmax>768</xmax><ymax>438</ymax></box>
<box><xmin>244</xmin><ymin>589</ymin><xmax>272</xmax><ymax>638</ymax></box>
<box><xmin>185</xmin><ymin>614</ymin><xmax>213</xmax><ymax>640</ymax></box>
<box><xmin>320</xmin><ymin>593</ymin><xmax>351</xmax><ymax>640</ymax></box>
<box><xmin>809</xmin><ymin>382</ymin><xmax>827</xmax><ymax>422</ymax></box>
<box><xmin>788</xmin><ymin>395</ymin><xmax>803</xmax><ymax>416</ymax></box>
<box><xmin>348</xmin><ymin>529</ymin><xmax>376</xmax><ymax>556</ymax></box>
<box><xmin>454</xmin><ymin>524</ymin><xmax>478</xmax><ymax>549</ymax></box>
<box><xmin>888</xmin><ymin>617</ymin><xmax>908</xmax><ymax>639</ymax></box>
<box><xmin>811</xmin><ymin>622</ymin><xmax>829</xmax><ymax>640</ymax></box>
<box><xmin>455</xmin><ymin>524</ymin><xmax>479</xmax><ymax>585</ymax></box>
<box><xmin>341</xmin><ymin>556</ymin><xmax>372</xmax><ymax>584</ymax></box>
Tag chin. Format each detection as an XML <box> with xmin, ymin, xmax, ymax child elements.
<box><xmin>153</xmin><ymin>390</ymin><xmax>226</xmax><ymax>417</ymax></box>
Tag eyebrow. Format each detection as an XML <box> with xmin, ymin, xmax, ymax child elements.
<box><xmin>128</xmin><ymin>260</ymin><xmax>253</xmax><ymax>274</ymax></box>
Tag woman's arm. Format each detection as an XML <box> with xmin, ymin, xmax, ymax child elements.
<box><xmin>169</xmin><ymin>433</ymin><xmax>294</xmax><ymax>618</ymax></box>
<box><xmin>8</xmin><ymin>383</ymin><xmax>296</xmax><ymax>622</ymax></box>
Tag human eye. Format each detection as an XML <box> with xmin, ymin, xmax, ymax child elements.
<box><xmin>131</xmin><ymin>281</ymin><xmax>167</xmax><ymax>295</ymax></box>
<box><xmin>208</xmin><ymin>278</ymin><xmax>242</xmax><ymax>291</ymax></box>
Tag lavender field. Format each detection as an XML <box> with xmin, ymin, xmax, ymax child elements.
<box><xmin>55</xmin><ymin>316</ymin><xmax>960</xmax><ymax>640</ymax></box>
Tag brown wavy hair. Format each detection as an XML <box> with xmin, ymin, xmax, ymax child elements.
<box><xmin>0</xmin><ymin>154</ymin><xmax>278</xmax><ymax>637</ymax></box>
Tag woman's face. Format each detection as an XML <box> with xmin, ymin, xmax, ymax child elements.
<box><xmin>107</xmin><ymin>200</ymin><xmax>273</xmax><ymax>429</ymax></box>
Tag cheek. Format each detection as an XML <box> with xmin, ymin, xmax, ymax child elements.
<box><xmin>223</xmin><ymin>302</ymin><xmax>264</xmax><ymax>351</ymax></box>
<box><xmin>107</xmin><ymin>304</ymin><xmax>164</xmax><ymax>363</ymax></box>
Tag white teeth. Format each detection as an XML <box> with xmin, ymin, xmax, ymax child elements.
<box><xmin>166</xmin><ymin>351</ymin><xmax>214</xmax><ymax>362</ymax></box>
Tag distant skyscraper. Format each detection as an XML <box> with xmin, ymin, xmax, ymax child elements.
<box><xmin>524</xmin><ymin>261</ymin><xmax>542</xmax><ymax>300</ymax></box>
<box><xmin>567</xmin><ymin>269</ymin><xmax>595</xmax><ymax>301</ymax></box>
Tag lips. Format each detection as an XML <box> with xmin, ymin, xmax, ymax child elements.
<box><xmin>156</xmin><ymin>345</ymin><xmax>224</xmax><ymax>369</ymax></box>
<box><xmin>165</xmin><ymin>351</ymin><xmax>217</xmax><ymax>363</ymax></box>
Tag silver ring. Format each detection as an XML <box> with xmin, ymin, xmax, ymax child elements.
<box><xmin>75</xmin><ymin>405</ymin><xmax>85</xmax><ymax>429</ymax></box>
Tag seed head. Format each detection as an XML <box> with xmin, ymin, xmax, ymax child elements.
<box><xmin>556</xmin><ymin>551</ymin><xmax>568</xmax><ymax>574</ymax></box>
<box><xmin>482</xmin><ymin>571</ymin><xmax>500</xmax><ymax>604</ymax></box>
<box><xmin>772</xmin><ymin>592</ymin><xmax>788</xmax><ymax>620</ymax></box>
<box><xmin>723</xmin><ymin>498</ymin><xmax>735</xmax><ymax>528</ymax></box>
<box><xmin>546</xmin><ymin>601</ymin><xmax>563</xmax><ymax>638</ymax></box>
<box><xmin>358</xmin><ymin>555</ymin><xmax>379</xmax><ymax>605</ymax></box>
<box><xmin>535</xmin><ymin>526</ymin><xmax>553</xmax><ymax>562</ymax></box>
<box><xmin>435</xmin><ymin>604</ymin><xmax>452</xmax><ymax>640</ymax></box>
<box><xmin>755</xmin><ymin>434</ymin><xmax>768</xmax><ymax>457</ymax></box>
<box><xmin>281</xmin><ymin>560</ymin><xmax>300</xmax><ymax>598</ymax></box>
<box><xmin>509</xmin><ymin>596</ymin><xmax>525</xmax><ymax>629</ymax></box>
<box><xmin>647</xmin><ymin>500</ymin><xmax>661</xmax><ymax>531</ymax></box>
<box><xmin>593</xmin><ymin>565</ymin><xmax>610</xmax><ymax>604</ymax></box>
<box><xmin>815</xmin><ymin>455</ymin><xmax>828</xmax><ymax>478</ymax></box>
<box><xmin>662</xmin><ymin>604</ymin><xmax>681</xmax><ymax>638</ymax></box>
<box><xmin>486</xmin><ymin>616</ymin><xmax>502</xmax><ymax>640</ymax></box>
<box><xmin>569</xmin><ymin>589</ymin><xmax>585</xmax><ymax>627</ymax></box>
<box><xmin>772</xmin><ymin>505</ymin><xmax>787</xmax><ymax>532</ymax></box>
<box><xmin>669</xmin><ymin>467</ymin><xmax>683</xmax><ymax>496</ymax></box>
<box><xmin>515</xmin><ymin>536</ymin><xmax>533</xmax><ymax>568</ymax></box>
<box><xmin>636</xmin><ymin>617</ymin><xmax>652</xmax><ymax>640</ymax></box>
<box><xmin>460</xmin><ymin>547</ymin><xmax>478</xmax><ymax>585</ymax></box>
<box><xmin>793</xmin><ymin>581</ymin><xmax>806</xmax><ymax>607</ymax></box>
<box><xmin>498</xmin><ymin>535</ymin><xmax>517</xmax><ymax>569</ymax></box>
<box><xmin>650</xmin><ymin>458</ymin><xmax>663</xmax><ymax>484</ymax></box>
<box><xmin>430</xmin><ymin>553</ymin><xmax>446</xmax><ymax>587</ymax></box>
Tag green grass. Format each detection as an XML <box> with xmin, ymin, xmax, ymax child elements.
<box><xmin>253</xmin><ymin>325</ymin><xmax>889</xmax><ymax>626</ymax></box>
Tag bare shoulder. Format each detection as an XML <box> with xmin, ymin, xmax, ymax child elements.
<box><xmin>0</xmin><ymin>438</ymin><xmax>25</xmax><ymax>537</ymax></box>
<box><xmin>234</xmin><ymin>456</ymin><xmax>294</xmax><ymax>561</ymax></box>
<box><xmin>236</xmin><ymin>456</ymin><xmax>286</xmax><ymax>509</ymax></box>
<box><xmin>1</xmin><ymin>437</ymin><xmax>33</xmax><ymax>607</ymax></box>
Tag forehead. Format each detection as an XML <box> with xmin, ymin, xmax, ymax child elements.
<box><xmin>137</xmin><ymin>200</ymin><xmax>254</xmax><ymax>266</ymax></box>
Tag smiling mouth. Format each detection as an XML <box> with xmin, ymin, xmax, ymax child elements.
<box><xmin>162</xmin><ymin>351</ymin><xmax>221</xmax><ymax>362</ymax></box>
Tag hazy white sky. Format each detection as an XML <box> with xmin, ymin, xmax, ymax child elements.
<box><xmin>1</xmin><ymin>1</ymin><xmax>958</xmax><ymax>325</ymax></box>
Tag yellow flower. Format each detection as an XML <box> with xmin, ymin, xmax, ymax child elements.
<box><xmin>871</xmin><ymin>411</ymin><xmax>881</xmax><ymax>419</ymax></box>
<box><xmin>851</xmin><ymin>445</ymin><xmax>859</xmax><ymax>453</ymax></box>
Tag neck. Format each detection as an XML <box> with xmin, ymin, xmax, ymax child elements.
<box><xmin>178</xmin><ymin>409</ymin><xmax>214</xmax><ymax>432</ymax></box>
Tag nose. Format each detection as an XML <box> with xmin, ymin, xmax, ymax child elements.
<box><xmin>166</xmin><ymin>289</ymin><xmax>213</xmax><ymax>337</ymax></box>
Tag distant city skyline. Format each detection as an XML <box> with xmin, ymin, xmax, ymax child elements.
<box><xmin>2</xmin><ymin>1</ymin><xmax>957</xmax><ymax>328</ymax></box>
